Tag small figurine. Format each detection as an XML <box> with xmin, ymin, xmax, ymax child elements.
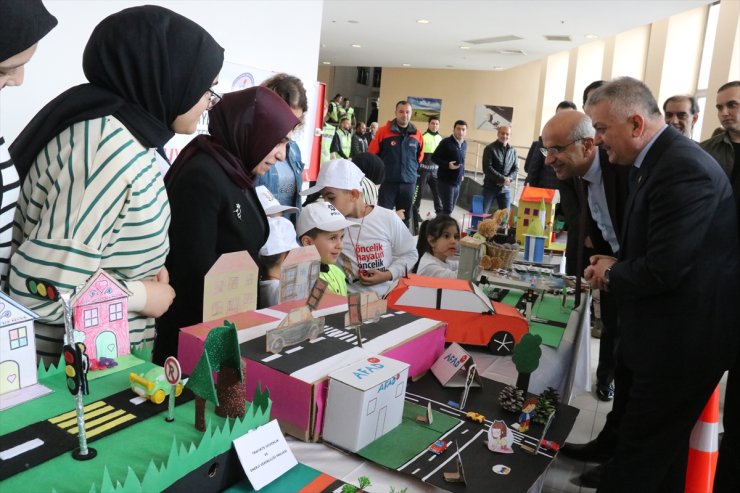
<box><xmin>487</xmin><ymin>420</ymin><xmax>514</xmax><ymax>453</ymax></box>
<box><xmin>512</xmin><ymin>397</ymin><xmax>538</xmax><ymax>433</ymax></box>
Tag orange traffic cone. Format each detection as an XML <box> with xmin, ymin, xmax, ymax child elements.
<box><xmin>685</xmin><ymin>386</ymin><xmax>720</xmax><ymax>493</ymax></box>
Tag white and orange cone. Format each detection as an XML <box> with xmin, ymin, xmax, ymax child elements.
<box><xmin>685</xmin><ymin>386</ymin><xmax>720</xmax><ymax>493</ymax></box>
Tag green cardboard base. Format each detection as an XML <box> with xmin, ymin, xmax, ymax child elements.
<box><xmin>357</xmin><ymin>401</ymin><xmax>459</xmax><ymax>469</ymax></box>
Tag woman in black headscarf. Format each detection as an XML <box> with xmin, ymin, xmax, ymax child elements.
<box><xmin>8</xmin><ymin>5</ymin><xmax>224</xmax><ymax>363</ymax></box>
<box><xmin>154</xmin><ymin>86</ymin><xmax>299</xmax><ymax>363</ymax></box>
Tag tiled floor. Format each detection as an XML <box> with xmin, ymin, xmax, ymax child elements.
<box><xmin>415</xmin><ymin>197</ymin><xmax>729</xmax><ymax>492</ymax></box>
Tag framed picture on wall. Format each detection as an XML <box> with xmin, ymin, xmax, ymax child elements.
<box><xmin>407</xmin><ymin>96</ymin><xmax>442</xmax><ymax>123</ymax></box>
<box><xmin>474</xmin><ymin>104</ymin><xmax>514</xmax><ymax>131</ymax></box>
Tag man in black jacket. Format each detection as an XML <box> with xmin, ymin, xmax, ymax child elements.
<box><xmin>482</xmin><ymin>125</ymin><xmax>517</xmax><ymax>213</ymax></box>
<box><xmin>432</xmin><ymin>120</ymin><xmax>468</xmax><ymax>214</ymax></box>
<box><xmin>585</xmin><ymin>77</ymin><xmax>739</xmax><ymax>492</ymax></box>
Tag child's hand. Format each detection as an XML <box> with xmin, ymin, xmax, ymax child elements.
<box><xmin>141</xmin><ymin>269</ymin><xmax>176</xmax><ymax>317</ymax></box>
<box><xmin>359</xmin><ymin>269</ymin><xmax>392</xmax><ymax>285</ymax></box>
<box><xmin>395</xmin><ymin>209</ymin><xmax>405</xmax><ymax>220</ymax></box>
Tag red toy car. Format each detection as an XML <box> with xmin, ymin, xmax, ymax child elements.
<box><xmin>429</xmin><ymin>439</ymin><xmax>450</xmax><ymax>455</ymax></box>
<box><xmin>386</xmin><ymin>275</ymin><xmax>529</xmax><ymax>354</ymax></box>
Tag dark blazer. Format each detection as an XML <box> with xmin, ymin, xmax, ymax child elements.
<box><xmin>561</xmin><ymin>148</ymin><xmax>630</xmax><ymax>275</ymax></box>
<box><xmin>154</xmin><ymin>151</ymin><xmax>269</xmax><ymax>364</ymax></box>
<box><xmin>610</xmin><ymin>126</ymin><xmax>740</xmax><ymax>376</ymax></box>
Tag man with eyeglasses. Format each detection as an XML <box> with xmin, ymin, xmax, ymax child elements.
<box><xmin>542</xmin><ymin>109</ymin><xmax>630</xmax><ymax>488</ymax></box>
<box><xmin>663</xmin><ymin>95</ymin><xmax>699</xmax><ymax>139</ymax></box>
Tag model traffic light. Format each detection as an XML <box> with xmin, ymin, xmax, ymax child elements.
<box><xmin>26</xmin><ymin>277</ymin><xmax>59</xmax><ymax>301</ymax></box>
<box><xmin>63</xmin><ymin>343</ymin><xmax>89</xmax><ymax>395</ymax></box>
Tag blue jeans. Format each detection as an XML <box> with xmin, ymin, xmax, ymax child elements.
<box><xmin>437</xmin><ymin>180</ymin><xmax>460</xmax><ymax>215</ymax></box>
<box><xmin>482</xmin><ymin>186</ymin><xmax>511</xmax><ymax>213</ymax></box>
<box><xmin>378</xmin><ymin>182</ymin><xmax>415</xmax><ymax>227</ymax></box>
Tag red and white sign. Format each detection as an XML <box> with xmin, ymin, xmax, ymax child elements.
<box><xmin>164</xmin><ymin>356</ymin><xmax>182</xmax><ymax>385</ymax></box>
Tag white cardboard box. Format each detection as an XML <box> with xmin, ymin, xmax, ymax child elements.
<box><xmin>322</xmin><ymin>354</ymin><xmax>410</xmax><ymax>452</ymax></box>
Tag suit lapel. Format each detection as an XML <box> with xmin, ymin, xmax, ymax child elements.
<box><xmin>617</xmin><ymin>127</ymin><xmax>680</xmax><ymax>257</ymax></box>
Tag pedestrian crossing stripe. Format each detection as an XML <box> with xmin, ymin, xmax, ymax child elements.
<box><xmin>57</xmin><ymin>405</ymin><xmax>115</xmax><ymax>428</ymax></box>
<box><xmin>68</xmin><ymin>411</ymin><xmax>136</xmax><ymax>438</ymax></box>
<box><xmin>48</xmin><ymin>400</ymin><xmax>107</xmax><ymax>423</ymax></box>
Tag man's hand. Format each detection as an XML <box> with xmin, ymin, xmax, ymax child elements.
<box><xmin>584</xmin><ymin>255</ymin><xmax>617</xmax><ymax>291</ymax></box>
<box><xmin>449</xmin><ymin>161</ymin><xmax>460</xmax><ymax>170</ymax></box>
<box><xmin>395</xmin><ymin>209</ymin><xmax>405</xmax><ymax>220</ymax></box>
<box><xmin>503</xmin><ymin>177</ymin><xmax>511</xmax><ymax>186</ymax></box>
<box><xmin>359</xmin><ymin>269</ymin><xmax>392</xmax><ymax>286</ymax></box>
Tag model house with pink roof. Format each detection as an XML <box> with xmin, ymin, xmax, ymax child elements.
<box><xmin>71</xmin><ymin>269</ymin><xmax>131</xmax><ymax>362</ymax></box>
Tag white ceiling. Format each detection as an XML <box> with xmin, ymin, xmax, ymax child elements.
<box><xmin>320</xmin><ymin>0</ymin><xmax>714</xmax><ymax>71</ymax></box>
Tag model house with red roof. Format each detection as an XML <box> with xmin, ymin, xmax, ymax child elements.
<box><xmin>516</xmin><ymin>187</ymin><xmax>560</xmax><ymax>248</ymax></box>
<box><xmin>71</xmin><ymin>269</ymin><xmax>131</xmax><ymax>363</ymax></box>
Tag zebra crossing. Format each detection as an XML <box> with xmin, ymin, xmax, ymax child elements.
<box><xmin>47</xmin><ymin>400</ymin><xmax>136</xmax><ymax>438</ymax></box>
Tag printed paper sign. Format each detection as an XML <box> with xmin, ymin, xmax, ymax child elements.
<box><xmin>430</xmin><ymin>343</ymin><xmax>481</xmax><ymax>387</ymax></box>
<box><xmin>234</xmin><ymin>419</ymin><xmax>297</xmax><ymax>490</ymax></box>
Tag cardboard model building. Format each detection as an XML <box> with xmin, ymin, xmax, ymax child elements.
<box><xmin>0</xmin><ymin>292</ymin><xmax>43</xmax><ymax>402</ymax></box>
<box><xmin>431</xmin><ymin>343</ymin><xmax>482</xmax><ymax>388</ymax></box>
<box><xmin>344</xmin><ymin>291</ymin><xmax>387</xmax><ymax>327</ymax></box>
<box><xmin>516</xmin><ymin>187</ymin><xmax>559</xmax><ymax>247</ymax></box>
<box><xmin>322</xmin><ymin>354</ymin><xmax>410</xmax><ymax>452</ymax></box>
<box><xmin>265</xmin><ymin>306</ymin><xmax>325</xmax><ymax>354</ymax></box>
<box><xmin>203</xmin><ymin>251</ymin><xmax>258</xmax><ymax>323</ymax></box>
<box><xmin>386</xmin><ymin>274</ymin><xmax>528</xmax><ymax>355</ymax></box>
<box><xmin>457</xmin><ymin>235</ymin><xmax>485</xmax><ymax>281</ymax></box>
<box><xmin>280</xmin><ymin>246</ymin><xmax>321</xmax><ymax>303</ymax></box>
<box><xmin>70</xmin><ymin>269</ymin><xmax>131</xmax><ymax>363</ymax></box>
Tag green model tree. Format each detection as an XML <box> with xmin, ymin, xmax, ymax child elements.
<box><xmin>186</xmin><ymin>321</ymin><xmax>244</xmax><ymax>431</ymax></box>
<box><xmin>512</xmin><ymin>333</ymin><xmax>543</xmax><ymax>394</ymax></box>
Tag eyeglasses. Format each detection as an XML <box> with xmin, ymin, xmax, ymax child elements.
<box><xmin>540</xmin><ymin>138</ymin><xmax>582</xmax><ymax>157</ymax></box>
<box><xmin>206</xmin><ymin>88</ymin><xmax>222</xmax><ymax>111</ymax></box>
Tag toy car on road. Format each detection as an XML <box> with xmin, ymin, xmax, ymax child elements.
<box><xmin>266</xmin><ymin>306</ymin><xmax>325</xmax><ymax>353</ymax></box>
<box><xmin>429</xmin><ymin>439</ymin><xmax>450</xmax><ymax>455</ymax></box>
<box><xmin>386</xmin><ymin>274</ymin><xmax>529</xmax><ymax>354</ymax></box>
<box><xmin>465</xmin><ymin>411</ymin><xmax>486</xmax><ymax>423</ymax></box>
<box><xmin>130</xmin><ymin>367</ymin><xmax>183</xmax><ymax>404</ymax></box>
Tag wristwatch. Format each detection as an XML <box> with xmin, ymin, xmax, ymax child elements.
<box><xmin>604</xmin><ymin>267</ymin><xmax>612</xmax><ymax>287</ymax></box>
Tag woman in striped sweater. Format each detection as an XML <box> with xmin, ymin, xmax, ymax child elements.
<box><xmin>8</xmin><ymin>6</ymin><xmax>224</xmax><ymax>363</ymax></box>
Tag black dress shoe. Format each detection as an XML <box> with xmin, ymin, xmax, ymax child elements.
<box><xmin>597</xmin><ymin>382</ymin><xmax>615</xmax><ymax>401</ymax></box>
<box><xmin>578</xmin><ymin>462</ymin><xmax>607</xmax><ymax>488</ymax></box>
<box><xmin>560</xmin><ymin>440</ymin><xmax>612</xmax><ymax>462</ymax></box>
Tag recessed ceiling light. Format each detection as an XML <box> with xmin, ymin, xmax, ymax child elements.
<box><xmin>585</xmin><ymin>33</ymin><xmax>599</xmax><ymax>39</ymax></box>
<box><xmin>348</xmin><ymin>20</ymin><xmax>359</xmax><ymax>24</ymax></box>
<box><xmin>351</xmin><ymin>44</ymin><xmax>361</xmax><ymax>48</ymax></box>
<box><xmin>459</xmin><ymin>46</ymin><xmax>471</xmax><ymax>50</ymax></box>
<box><xmin>322</xmin><ymin>61</ymin><xmax>331</xmax><ymax>65</ymax></box>
<box><xmin>402</xmin><ymin>63</ymin><xmax>411</xmax><ymax>67</ymax></box>
<box><xmin>445</xmin><ymin>64</ymin><xmax>453</xmax><ymax>68</ymax></box>
<box><xmin>417</xmin><ymin>19</ymin><xmax>430</xmax><ymax>24</ymax></box>
<box><xmin>493</xmin><ymin>66</ymin><xmax>504</xmax><ymax>71</ymax></box>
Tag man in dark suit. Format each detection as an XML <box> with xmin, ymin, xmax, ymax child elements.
<box><xmin>541</xmin><ymin>110</ymin><xmax>630</xmax><ymax>486</ymax></box>
<box><xmin>584</xmin><ymin>77</ymin><xmax>740</xmax><ymax>492</ymax></box>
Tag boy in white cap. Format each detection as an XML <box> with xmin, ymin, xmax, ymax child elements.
<box><xmin>301</xmin><ymin>159</ymin><xmax>417</xmax><ymax>296</ymax></box>
<box><xmin>256</xmin><ymin>185</ymin><xmax>298</xmax><ymax>219</ymax></box>
<box><xmin>258</xmin><ymin>216</ymin><xmax>300</xmax><ymax>308</ymax></box>
<box><xmin>297</xmin><ymin>202</ymin><xmax>357</xmax><ymax>296</ymax></box>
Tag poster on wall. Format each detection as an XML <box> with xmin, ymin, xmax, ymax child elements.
<box><xmin>474</xmin><ymin>104</ymin><xmax>514</xmax><ymax>131</ymax></box>
<box><xmin>407</xmin><ymin>96</ymin><xmax>442</xmax><ymax>123</ymax></box>
<box><xmin>163</xmin><ymin>62</ymin><xmax>316</xmax><ymax>168</ymax></box>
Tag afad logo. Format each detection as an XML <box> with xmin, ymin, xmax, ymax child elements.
<box><xmin>378</xmin><ymin>373</ymin><xmax>401</xmax><ymax>392</ymax></box>
<box><xmin>353</xmin><ymin>358</ymin><xmax>384</xmax><ymax>379</ymax></box>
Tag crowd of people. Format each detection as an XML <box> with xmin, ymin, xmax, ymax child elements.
<box><xmin>1</xmin><ymin>2</ymin><xmax>738</xmax><ymax>492</ymax></box>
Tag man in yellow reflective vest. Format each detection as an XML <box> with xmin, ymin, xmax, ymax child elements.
<box><xmin>330</xmin><ymin>117</ymin><xmax>353</xmax><ymax>159</ymax></box>
<box><xmin>412</xmin><ymin>117</ymin><xmax>443</xmax><ymax>228</ymax></box>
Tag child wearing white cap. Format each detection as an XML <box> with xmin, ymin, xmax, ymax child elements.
<box><xmin>301</xmin><ymin>159</ymin><xmax>418</xmax><ymax>296</ymax></box>
<box><xmin>258</xmin><ymin>216</ymin><xmax>300</xmax><ymax>308</ymax></box>
<box><xmin>256</xmin><ymin>185</ymin><xmax>299</xmax><ymax>219</ymax></box>
<box><xmin>297</xmin><ymin>202</ymin><xmax>357</xmax><ymax>296</ymax></box>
